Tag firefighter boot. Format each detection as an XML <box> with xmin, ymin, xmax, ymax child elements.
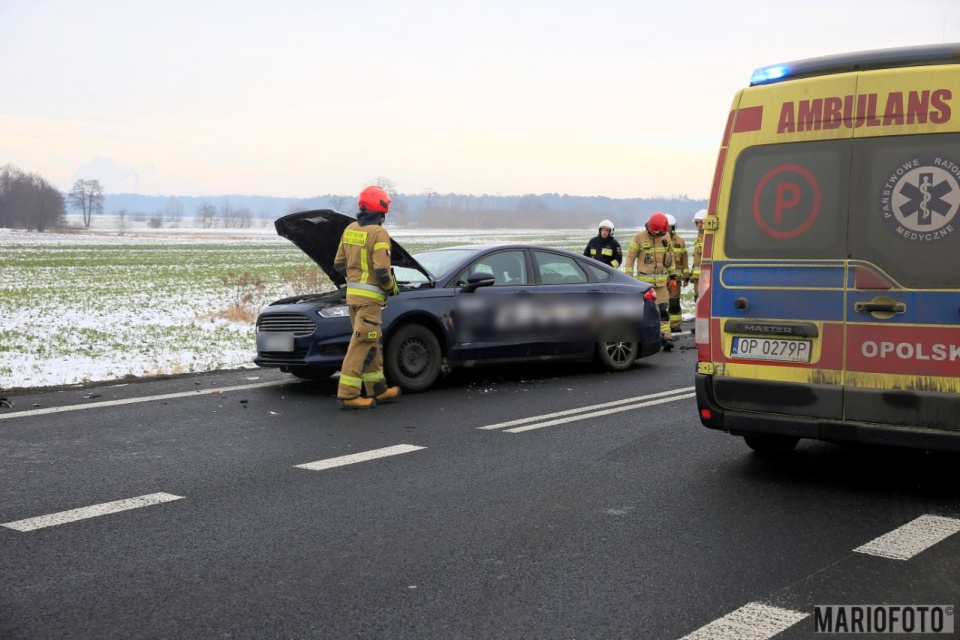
<box><xmin>338</xmin><ymin>396</ymin><xmax>376</xmax><ymax>410</ymax></box>
<box><xmin>374</xmin><ymin>386</ymin><xmax>401</xmax><ymax>404</ymax></box>
<box><xmin>662</xmin><ymin>338</ymin><xmax>675</xmax><ymax>352</ymax></box>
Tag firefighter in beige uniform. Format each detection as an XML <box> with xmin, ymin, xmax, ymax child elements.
<box><xmin>625</xmin><ymin>212</ymin><xmax>676</xmax><ymax>351</ymax></box>
<box><xmin>690</xmin><ymin>209</ymin><xmax>706</xmax><ymax>300</ymax></box>
<box><xmin>333</xmin><ymin>186</ymin><xmax>402</xmax><ymax>410</ymax></box>
<box><xmin>665</xmin><ymin>214</ymin><xmax>687</xmax><ymax>334</ymax></box>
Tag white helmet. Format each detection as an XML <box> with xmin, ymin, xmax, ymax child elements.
<box><xmin>598</xmin><ymin>219</ymin><xmax>615</xmax><ymax>234</ymax></box>
<box><xmin>665</xmin><ymin>214</ymin><xmax>677</xmax><ymax>230</ymax></box>
<box><xmin>693</xmin><ymin>209</ymin><xmax>707</xmax><ymax>221</ymax></box>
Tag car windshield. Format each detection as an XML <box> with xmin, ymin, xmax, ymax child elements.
<box><xmin>410</xmin><ymin>248</ymin><xmax>478</xmax><ymax>279</ymax></box>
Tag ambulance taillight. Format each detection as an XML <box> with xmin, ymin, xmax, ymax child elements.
<box><xmin>695</xmin><ymin>264</ymin><xmax>711</xmax><ymax>362</ymax></box>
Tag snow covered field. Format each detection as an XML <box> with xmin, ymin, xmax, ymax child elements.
<box><xmin>1</xmin><ymin>217</ymin><xmax>697</xmax><ymax>391</ymax></box>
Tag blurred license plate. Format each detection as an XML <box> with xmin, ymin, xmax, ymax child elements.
<box><xmin>731</xmin><ymin>337</ymin><xmax>811</xmax><ymax>362</ymax></box>
<box><xmin>257</xmin><ymin>332</ymin><xmax>294</xmax><ymax>352</ymax></box>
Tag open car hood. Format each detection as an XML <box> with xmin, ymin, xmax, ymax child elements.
<box><xmin>274</xmin><ymin>209</ymin><xmax>432</xmax><ymax>288</ymax></box>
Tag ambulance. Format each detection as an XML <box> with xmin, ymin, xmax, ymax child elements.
<box><xmin>695</xmin><ymin>43</ymin><xmax>960</xmax><ymax>454</ymax></box>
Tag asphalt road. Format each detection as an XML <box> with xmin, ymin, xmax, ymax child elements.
<box><xmin>2</xmin><ymin>332</ymin><xmax>960</xmax><ymax>639</ymax></box>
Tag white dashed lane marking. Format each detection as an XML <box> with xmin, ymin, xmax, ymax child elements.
<box><xmin>680</xmin><ymin>602</ymin><xmax>808</xmax><ymax>640</ymax></box>
<box><xmin>0</xmin><ymin>380</ymin><xmax>290</xmax><ymax>422</ymax></box>
<box><xmin>477</xmin><ymin>387</ymin><xmax>696</xmax><ymax>433</ymax></box>
<box><xmin>1</xmin><ymin>493</ymin><xmax>184</xmax><ymax>532</ymax></box>
<box><xmin>854</xmin><ymin>514</ymin><xmax>960</xmax><ymax>560</ymax></box>
<box><xmin>295</xmin><ymin>444</ymin><xmax>426</xmax><ymax>471</ymax></box>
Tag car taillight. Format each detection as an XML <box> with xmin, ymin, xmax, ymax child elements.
<box><xmin>695</xmin><ymin>265</ymin><xmax>711</xmax><ymax>361</ymax></box>
<box><xmin>643</xmin><ymin>288</ymin><xmax>656</xmax><ymax>302</ymax></box>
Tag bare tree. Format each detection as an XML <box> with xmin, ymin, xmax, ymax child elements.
<box><xmin>235</xmin><ymin>207</ymin><xmax>252</xmax><ymax>228</ymax></box>
<box><xmin>115</xmin><ymin>208</ymin><xmax>128</xmax><ymax>236</ymax></box>
<box><xmin>196</xmin><ymin>202</ymin><xmax>217</xmax><ymax>228</ymax></box>
<box><xmin>328</xmin><ymin>194</ymin><xmax>348</xmax><ymax>211</ymax></box>
<box><xmin>0</xmin><ymin>165</ymin><xmax>66</xmax><ymax>230</ymax></box>
<box><xmin>220</xmin><ymin>198</ymin><xmax>233</xmax><ymax>228</ymax></box>
<box><xmin>370</xmin><ymin>176</ymin><xmax>397</xmax><ymax>194</ymax></box>
<box><xmin>67</xmin><ymin>179</ymin><xmax>105</xmax><ymax>228</ymax></box>
<box><xmin>165</xmin><ymin>196</ymin><xmax>183</xmax><ymax>227</ymax></box>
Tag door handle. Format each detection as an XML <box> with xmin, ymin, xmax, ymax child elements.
<box><xmin>855</xmin><ymin>301</ymin><xmax>906</xmax><ymax>313</ymax></box>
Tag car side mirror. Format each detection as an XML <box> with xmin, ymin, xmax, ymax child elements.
<box><xmin>461</xmin><ymin>271</ymin><xmax>496</xmax><ymax>293</ymax></box>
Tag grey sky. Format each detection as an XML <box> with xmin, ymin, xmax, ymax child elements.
<box><xmin>1</xmin><ymin>0</ymin><xmax>958</xmax><ymax>199</ymax></box>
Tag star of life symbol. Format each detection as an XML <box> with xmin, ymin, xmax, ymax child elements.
<box><xmin>882</xmin><ymin>155</ymin><xmax>960</xmax><ymax>242</ymax></box>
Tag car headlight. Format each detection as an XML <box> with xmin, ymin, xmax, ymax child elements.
<box><xmin>319</xmin><ymin>305</ymin><xmax>350</xmax><ymax>318</ymax></box>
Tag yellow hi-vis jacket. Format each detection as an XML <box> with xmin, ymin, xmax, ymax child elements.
<box><xmin>691</xmin><ymin>229</ymin><xmax>704</xmax><ymax>280</ymax></box>
<box><xmin>625</xmin><ymin>229</ymin><xmax>675</xmax><ymax>287</ymax></box>
<box><xmin>334</xmin><ymin>221</ymin><xmax>396</xmax><ymax>305</ymax></box>
<box><xmin>670</xmin><ymin>231</ymin><xmax>689</xmax><ymax>280</ymax></box>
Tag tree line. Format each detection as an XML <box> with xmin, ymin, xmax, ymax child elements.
<box><xmin>0</xmin><ymin>167</ymin><xmax>707</xmax><ymax>232</ymax></box>
<box><xmin>0</xmin><ymin>165</ymin><xmax>66</xmax><ymax>231</ymax></box>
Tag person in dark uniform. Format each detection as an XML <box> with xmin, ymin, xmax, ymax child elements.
<box><xmin>583</xmin><ymin>219</ymin><xmax>622</xmax><ymax>269</ymax></box>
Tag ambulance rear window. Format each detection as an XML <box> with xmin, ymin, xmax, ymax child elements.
<box><xmin>849</xmin><ymin>132</ymin><xmax>960</xmax><ymax>289</ymax></box>
<box><xmin>724</xmin><ymin>140</ymin><xmax>849</xmax><ymax>259</ymax></box>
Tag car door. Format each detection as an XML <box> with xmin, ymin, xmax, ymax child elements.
<box><xmin>450</xmin><ymin>249</ymin><xmax>538</xmax><ymax>361</ymax></box>
<box><xmin>529</xmin><ymin>250</ymin><xmax>597</xmax><ymax>357</ymax></box>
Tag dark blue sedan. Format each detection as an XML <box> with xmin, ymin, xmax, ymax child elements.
<box><xmin>254</xmin><ymin>210</ymin><xmax>663</xmax><ymax>392</ymax></box>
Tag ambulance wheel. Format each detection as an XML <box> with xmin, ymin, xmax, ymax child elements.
<box><xmin>744</xmin><ymin>434</ymin><xmax>799</xmax><ymax>455</ymax></box>
<box><xmin>385</xmin><ymin>323</ymin><xmax>441</xmax><ymax>393</ymax></box>
<box><xmin>597</xmin><ymin>340</ymin><xmax>639</xmax><ymax>372</ymax></box>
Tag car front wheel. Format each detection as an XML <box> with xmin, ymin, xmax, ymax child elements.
<box><xmin>596</xmin><ymin>340</ymin><xmax>639</xmax><ymax>372</ymax></box>
<box><xmin>384</xmin><ymin>324</ymin><xmax>442</xmax><ymax>393</ymax></box>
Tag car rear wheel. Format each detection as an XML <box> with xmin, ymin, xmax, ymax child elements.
<box><xmin>743</xmin><ymin>434</ymin><xmax>800</xmax><ymax>455</ymax></box>
<box><xmin>385</xmin><ymin>324</ymin><xmax>442</xmax><ymax>393</ymax></box>
<box><xmin>596</xmin><ymin>341</ymin><xmax>639</xmax><ymax>372</ymax></box>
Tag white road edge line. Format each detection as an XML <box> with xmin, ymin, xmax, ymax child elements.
<box><xmin>296</xmin><ymin>444</ymin><xmax>426</xmax><ymax>471</ymax></box>
<box><xmin>504</xmin><ymin>393</ymin><xmax>696</xmax><ymax>433</ymax></box>
<box><xmin>477</xmin><ymin>386</ymin><xmax>695</xmax><ymax>430</ymax></box>
<box><xmin>0</xmin><ymin>379</ymin><xmax>291</xmax><ymax>421</ymax></box>
<box><xmin>1</xmin><ymin>492</ymin><xmax>184</xmax><ymax>532</ymax></box>
<box><xmin>854</xmin><ymin>514</ymin><xmax>960</xmax><ymax>560</ymax></box>
<box><xmin>681</xmin><ymin>602</ymin><xmax>809</xmax><ymax>640</ymax></box>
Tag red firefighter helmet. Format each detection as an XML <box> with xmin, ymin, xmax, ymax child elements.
<box><xmin>646</xmin><ymin>212</ymin><xmax>669</xmax><ymax>236</ymax></box>
<box><xmin>358</xmin><ymin>186</ymin><xmax>391</xmax><ymax>213</ymax></box>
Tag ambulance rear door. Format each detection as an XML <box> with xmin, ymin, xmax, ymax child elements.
<box><xmin>844</xmin><ymin>66</ymin><xmax>960</xmax><ymax>430</ymax></box>
<box><xmin>710</xmin><ymin>73</ymin><xmax>857</xmax><ymax>422</ymax></box>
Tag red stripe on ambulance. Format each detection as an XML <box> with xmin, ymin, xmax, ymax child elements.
<box><xmin>847</xmin><ymin>325</ymin><xmax>960</xmax><ymax>377</ymax></box>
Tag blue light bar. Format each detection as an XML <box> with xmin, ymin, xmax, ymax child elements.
<box><xmin>748</xmin><ymin>43</ymin><xmax>960</xmax><ymax>86</ymax></box>
<box><xmin>750</xmin><ymin>64</ymin><xmax>790</xmax><ymax>85</ymax></box>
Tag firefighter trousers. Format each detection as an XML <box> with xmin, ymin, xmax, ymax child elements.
<box><xmin>653</xmin><ymin>283</ymin><xmax>672</xmax><ymax>340</ymax></box>
<box><xmin>668</xmin><ymin>280</ymin><xmax>682</xmax><ymax>332</ymax></box>
<box><xmin>338</xmin><ymin>302</ymin><xmax>390</xmax><ymax>400</ymax></box>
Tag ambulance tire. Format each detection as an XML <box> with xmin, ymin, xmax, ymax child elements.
<box><xmin>596</xmin><ymin>340</ymin><xmax>639</xmax><ymax>372</ymax></box>
<box><xmin>743</xmin><ymin>434</ymin><xmax>800</xmax><ymax>455</ymax></box>
<box><xmin>385</xmin><ymin>323</ymin><xmax>441</xmax><ymax>394</ymax></box>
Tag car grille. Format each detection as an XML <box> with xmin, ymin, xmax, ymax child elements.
<box><xmin>257</xmin><ymin>313</ymin><xmax>316</xmax><ymax>336</ymax></box>
<box><xmin>257</xmin><ymin>349</ymin><xmax>309</xmax><ymax>365</ymax></box>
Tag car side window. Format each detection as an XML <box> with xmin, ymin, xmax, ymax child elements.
<box><xmin>458</xmin><ymin>250</ymin><xmax>528</xmax><ymax>286</ymax></box>
<box><xmin>534</xmin><ymin>251</ymin><xmax>588</xmax><ymax>285</ymax></box>
<box><xmin>582</xmin><ymin>261</ymin><xmax>611</xmax><ymax>282</ymax></box>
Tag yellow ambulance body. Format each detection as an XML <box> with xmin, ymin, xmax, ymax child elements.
<box><xmin>694</xmin><ymin>44</ymin><xmax>960</xmax><ymax>453</ymax></box>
